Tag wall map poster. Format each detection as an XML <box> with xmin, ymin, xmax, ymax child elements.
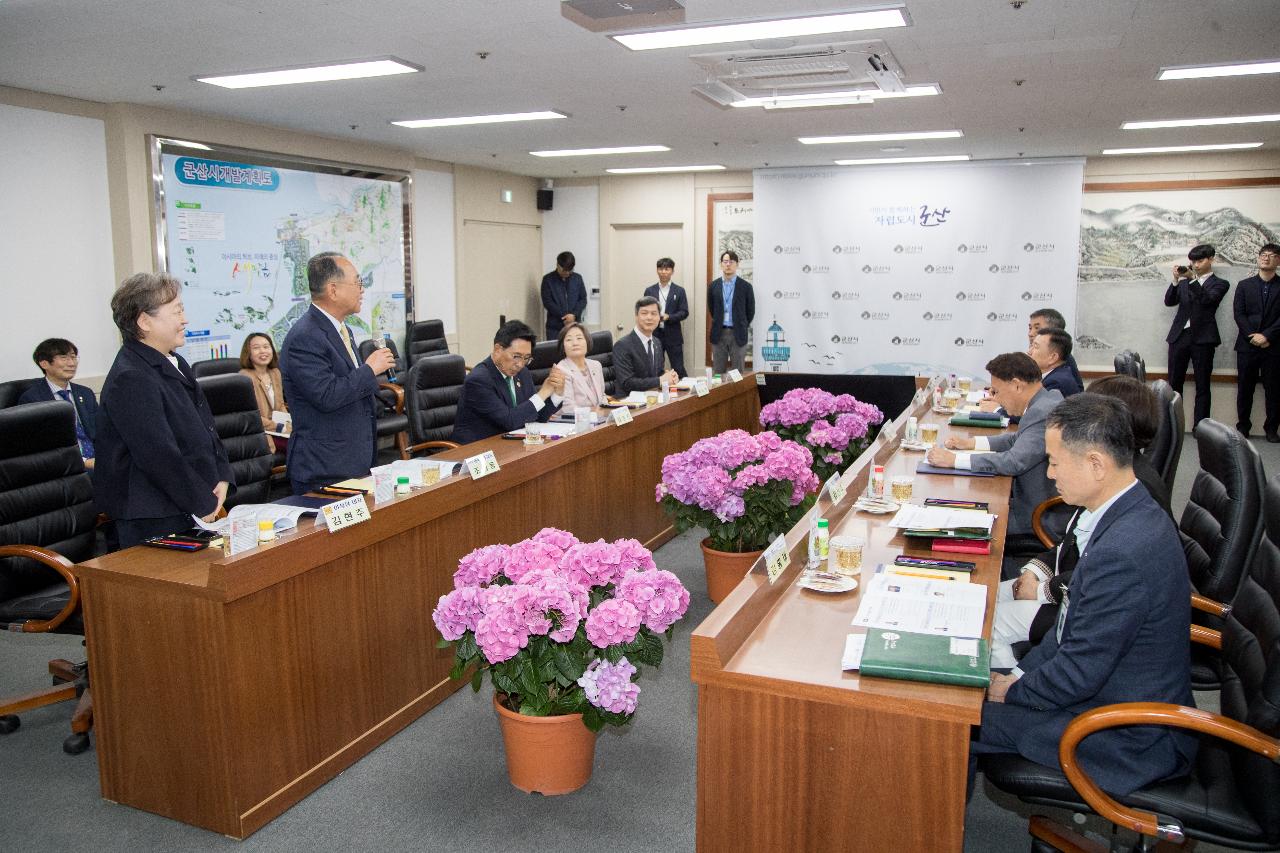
<box><xmin>157</xmin><ymin>148</ymin><xmax>409</xmax><ymax>364</ymax></box>
<box><xmin>1076</xmin><ymin>181</ymin><xmax>1280</xmax><ymax>373</ymax></box>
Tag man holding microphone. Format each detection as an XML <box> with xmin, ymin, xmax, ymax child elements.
<box><xmin>280</xmin><ymin>251</ymin><xmax>396</xmax><ymax>495</ymax></box>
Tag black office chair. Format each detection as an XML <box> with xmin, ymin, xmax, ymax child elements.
<box><xmin>0</xmin><ymin>401</ymin><xmax>99</xmax><ymax>754</ymax></box>
<box><xmin>406</xmin><ymin>319</ymin><xmax>449</xmax><ymax>365</ymax></box>
<box><xmin>403</xmin><ymin>354</ymin><xmax>465</xmax><ymax>458</ymax></box>
<box><xmin>0</xmin><ymin>378</ymin><xmax>40</xmax><ymax>409</ymax></box>
<box><xmin>197</xmin><ymin>374</ymin><xmax>274</xmax><ymax>508</ymax></box>
<box><xmin>1113</xmin><ymin>350</ymin><xmax>1146</xmax><ymax>382</ymax></box>
<box><xmin>979</xmin><ymin>470</ymin><xmax>1280</xmax><ymax>852</ymax></box>
<box><xmin>189</xmin><ymin>357</ymin><xmax>242</xmax><ymax>379</ymax></box>
<box><xmin>1144</xmin><ymin>379</ymin><xmax>1183</xmax><ymax>495</ymax></box>
<box><xmin>355</xmin><ymin>339</ymin><xmax>411</xmax><ymax>458</ymax></box>
<box><xmin>1177</xmin><ymin>419</ymin><xmax>1264</xmax><ymax>690</ymax></box>
<box><xmin>527</xmin><ymin>340</ymin><xmax>560</xmax><ymax>387</ymax></box>
<box><xmin>589</xmin><ymin>330</ymin><xmax>615</xmax><ymax>397</ymax></box>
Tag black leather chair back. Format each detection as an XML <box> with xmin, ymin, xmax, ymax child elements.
<box><xmin>1146</xmin><ymin>379</ymin><xmax>1183</xmax><ymax>493</ymax></box>
<box><xmin>588</xmin><ymin>331</ymin><xmax>615</xmax><ymax>396</ymax></box>
<box><xmin>405</xmin><ymin>354</ymin><xmax>466</xmax><ymax>447</ymax></box>
<box><xmin>1113</xmin><ymin>349</ymin><xmax>1147</xmax><ymax>381</ymax></box>
<box><xmin>407</xmin><ymin>319</ymin><xmax>449</xmax><ymax>365</ymax></box>
<box><xmin>1133</xmin><ymin>351</ymin><xmax>1147</xmax><ymax>381</ymax></box>
<box><xmin>0</xmin><ymin>402</ymin><xmax>95</xmax><ymax>601</ymax></box>
<box><xmin>527</xmin><ymin>340</ymin><xmax>560</xmax><ymax>386</ymax></box>
<box><xmin>0</xmin><ymin>378</ymin><xmax>40</xmax><ymax>409</ymax></box>
<box><xmin>190</xmin><ymin>357</ymin><xmax>241</xmax><ymax>379</ymax></box>
<box><xmin>1181</xmin><ymin>419</ymin><xmax>1264</xmax><ymax>608</ymax></box>
<box><xmin>197</xmin><ymin>375</ymin><xmax>273</xmax><ymax>508</ymax></box>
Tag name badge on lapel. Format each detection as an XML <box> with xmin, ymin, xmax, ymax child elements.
<box><xmin>1055</xmin><ymin>589</ymin><xmax>1070</xmax><ymax>643</ymax></box>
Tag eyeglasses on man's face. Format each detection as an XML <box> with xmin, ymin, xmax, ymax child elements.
<box><xmin>504</xmin><ymin>349</ymin><xmax>533</xmax><ymax>364</ymax></box>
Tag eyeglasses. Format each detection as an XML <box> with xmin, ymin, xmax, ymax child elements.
<box><xmin>52</xmin><ymin>354</ymin><xmax>79</xmax><ymax>362</ymax></box>
<box><xmin>506</xmin><ymin>351</ymin><xmax>533</xmax><ymax>364</ymax></box>
<box><xmin>1260</xmin><ymin>251</ymin><xmax>1279</xmax><ymax>259</ymax></box>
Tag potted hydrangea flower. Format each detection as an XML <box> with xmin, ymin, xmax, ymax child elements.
<box><xmin>656</xmin><ymin>429</ymin><xmax>819</xmax><ymax>602</ymax></box>
<box><xmin>432</xmin><ymin>527</ymin><xmax>690</xmax><ymax>795</ymax></box>
<box><xmin>759</xmin><ymin>388</ymin><xmax>884</xmax><ymax>482</ymax></box>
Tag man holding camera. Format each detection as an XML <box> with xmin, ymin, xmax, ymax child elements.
<box><xmin>1234</xmin><ymin>243</ymin><xmax>1280</xmax><ymax>441</ymax></box>
<box><xmin>1163</xmin><ymin>244</ymin><xmax>1230</xmax><ymax>426</ymax></box>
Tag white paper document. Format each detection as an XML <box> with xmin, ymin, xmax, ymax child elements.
<box><xmin>226</xmin><ymin>503</ymin><xmax>315</xmax><ymax>533</ymax></box>
<box><xmin>885</xmin><ymin>504</ymin><xmax>995</xmax><ymax>533</ymax></box>
<box><xmin>851</xmin><ymin>574</ymin><xmax>987</xmax><ymax>638</ymax></box>
<box><xmin>505</xmin><ymin>422</ymin><xmax>581</xmax><ymax>438</ymax></box>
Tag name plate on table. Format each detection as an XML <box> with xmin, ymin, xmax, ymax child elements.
<box><xmin>611</xmin><ymin>406</ymin><xmax>634</xmax><ymax>426</ymax></box>
<box><xmin>465</xmin><ymin>450</ymin><xmax>500</xmax><ymax>480</ymax></box>
<box><xmin>693</xmin><ymin>380</ymin><xmax>710</xmax><ymax>397</ymax></box>
<box><xmin>825</xmin><ymin>473</ymin><xmax>847</xmax><ymax>505</ymax></box>
<box><xmin>764</xmin><ymin>534</ymin><xmax>790</xmax><ymax>584</ymax></box>
<box><xmin>320</xmin><ymin>494</ymin><xmax>371</xmax><ymax>533</ymax></box>
<box><xmin>726</xmin><ymin>369</ymin><xmax>743</xmax><ymax>383</ymax></box>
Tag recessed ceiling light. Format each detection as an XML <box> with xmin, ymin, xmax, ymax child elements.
<box><xmin>530</xmin><ymin>145</ymin><xmax>671</xmax><ymax>158</ymax></box>
<box><xmin>1121</xmin><ymin>113</ymin><xmax>1280</xmax><ymax>130</ymax></box>
<box><xmin>605</xmin><ymin>165</ymin><xmax>727</xmax><ymax>174</ymax></box>
<box><xmin>1158</xmin><ymin>60</ymin><xmax>1280</xmax><ymax>80</ymax></box>
<box><xmin>799</xmin><ymin>130</ymin><xmax>963</xmax><ymax>145</ymax></box>
<box><xmin>730</xmin><ymin>84</ymin><xmax>940</xmax><ymax>110</ymax></box>
<box><xmin>834</xmin><ymin>154</ymin><xmax>970</xmax><ymax>165</ymax></box>
<box><xmin>1102</xmin><ymin>143</ymin><xmax>1263</xmax><ymax>155</ymax></box>
<box><xmin>612</xmin><ymin>7</ymin><xmax>908</xmax><ymax>51</ymax></box>
<box><xmin>196</xmin><ymin>57</ymin><xmax>421</xmax><ymax>89</ymax></box>
<box><xmin>880</xmin><ymin>146</ymin><xmax>907</xmax><ymax>152</ymax></box>
<box><xmin>392</xmin><ymin>111</ymin><xmax>567</xmax><ymax>128</ymax></box>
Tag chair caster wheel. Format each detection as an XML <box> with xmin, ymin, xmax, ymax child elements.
<box><xmin>0</xmin><ymin>714</ymin><xmax>19</xmax><ymax>734</ymax></box>
<box><xmin>63</xmin><ymin>732</ymin><xmax>91</xmax><ymax>754</ymax></box>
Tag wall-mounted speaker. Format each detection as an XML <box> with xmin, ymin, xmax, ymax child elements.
<box><xmin>536</xmin><ymin>189</ymin><xmax>554</xmax><ymax>211</ymax></box>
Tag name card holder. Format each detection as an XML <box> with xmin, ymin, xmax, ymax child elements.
<box><xmin>727</xmin><ymin>369</ymin><xmax>744</xmax><ymax>383</ymax></box>
<box><xmin>764</xmin><ymin>534</ymin><xmax>790</xmax><ymax>584</ymax></box>
<box><xmin>465</xmin><ymin>450</ymin><xmax>501</xmax><ymax>480</ymax></box>
<box><xmin>321</xmin><ymin>494</ymin><xmax>371</xmax><ymax>533</ymax></box>
<box><xmin>611</xmin><ymin>406</ymin><xmax>634</xmax><ymax>426</ymax></box>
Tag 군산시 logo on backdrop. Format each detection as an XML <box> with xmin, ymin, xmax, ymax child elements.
<box><xmin>1021</xmin><ymin>290</ymin><xmax>1054</xmax><ymax>302</ymax></box>
<box><xmin>861</xmin><ymin>310</ymin><xmax>890</xmax><ymax>320</ymax></box>
<box><xmin>986</xmin><ymin>311</ymin><xmax>1019</xmax><ymax>322</ymax></box>
<box><xmin>773</xmin><ymin>289</ymin><xmax>801</xmax><ymax>300</ymax></box>
<box><xmin>831</xmin><ymin>289</ymin><xmax>860</xmax><ymax>300</ymax></box>
<box><xmin>957</xmin><ymin>242</ymin><xmax>989</xmax><ymax>254</ymax></box>
<box><xmin>774</xmin><ymin>244</ymin><xmax>800</xmax><ymax>255</ymax></box>
<box><xmin>832</xmin><ymin>243</ymin><xmax>861</xmax><ymax>254</ymax></box>
<box><xmin>954</xmin><ymin>336</ymin><xmax>985</xmax><ymax>347</ymax></box>
<box><xmin>802</xmin><ymin>309</ymin><xmax>829</xmax><ymax>320</ymax></box>
<box><xmin>1023</xmin><ymin>241</ymin><xmax>1055</xmax><ymax>253</ymax></box>
<box><xmin>801</xmin><ymin>264</ymin><xmax>830</xmax><ymax>274</ymax></box>
<box><xmin>922</xmin><ymin>310</ymin><xmax>953</xmax><ymax>322</ymax></box>
<box><xmin>892</xmin><ymin>290</ymin><xmax>923</xmax><ymax>301</ymax></box>
<box><xmin>894</xmin><ymin>243</ymin><xmax>924</xmax><ymax>254</ymax></box>
<box><xmin>955</xmin><ymin>290</ymin><xmax>987</xmax><ymax>302</ymax></box>
<box><xmin>831</xmin><ymin>334</ymin><xmax>859</xmax><ymax>345</ymax></box>
<box><xmin>861</xmin><ymin>263</ymin><xmax>890</xmax><ymax>274</ymax></box>
<box><xmin>989</xmin><ymin>263</ymin><xmax>1021</xmax><ymax>274</ymax></box>
<box><xmin>924</xmin><ymin>263</ymin><xmax>954</xmax><ymax>275</ymax></box>
<box><xmin>890</xmin><ymin>335</ymin><xmax>922</xmax><ymax>347</ymax></box>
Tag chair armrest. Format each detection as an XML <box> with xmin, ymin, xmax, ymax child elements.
<box><xmin>405</xmin><ymin>440</ymin><xmax>461</xmax><ymax>458</ymax></box>
<box><xmin>1031</xmin><ymin>495</ymin><xmax>1066</xmax><ymax>549</ymax></box>
<box><xmin>1190</xmin><ymin>592</ymin><xmax>1230</xmax><ymax>619</ymax></box>
<box><xmin>1190</xmin><ymin>624</ymin><xmax>1221</xmax><ymax>650</ymax></box>
<box><xmin>0</xmin><ymin>544</ymin><xmax>79</xmax><ymax>633</ymax></box>
<box><xmin>378</xmin><ymin>382</ymin><xmax>405</xmax><ymax>414</ymax></box>
<box><xmin>1059</xmin><ymin>702</ymin><xmax>1280</xmax><ymax>843</ymax></box>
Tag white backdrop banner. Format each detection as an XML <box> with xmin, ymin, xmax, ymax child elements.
<box><xmin>753</xmin><ymin>159</ymin><xmax>1084</xmax><ymax>379</ymax></box>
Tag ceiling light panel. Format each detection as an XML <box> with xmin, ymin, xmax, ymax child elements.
<box><xmin>392</xmin><ymin>111</ymin><xmax>567</xmax><ymax>128</ymax></box>
<box><xmin>1101</xmin><ymin>143</ymin><xmax>1263</xmax><ymax>155</ymax></box>
<box><xmin>196</xmin><ymin>57</ymin><xmax>420</xmax><ymax>89</ymax></box>
<box><xmin>834</xmin><ymin>154</ymin><xmax>970</xmax><ymax>165</ymax></box>
<box><xmin>1158</xmin><ymin>60</ymin><xmax>1280</xmax><ymax>80</ymax></box>
<box><xmin>1121</xmin><ymin>113</ymin><xmax>1280</xmax><ymax>130</ymax></box>
<box><xmin>530</xmin><ymin>145</ymin><xmax>671</xmax><ymax>157</ymax></box>
<box><xmin>605</xmin><ymin>165</ymin><xmax>727</xmax><ymax>174</ymax></box>
<box><xmin>612</xmin><ymin>7</ymin><xmax>908</xmax><ymax>51</ymax></box>
<box><xmin>799</xmin><ymin>130</ymin><xmax>963</xmax><ymax>144</ymax></box>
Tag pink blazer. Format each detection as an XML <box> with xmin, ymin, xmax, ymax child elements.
<box><xmin>556</xmin><ymin>358</ymin><xmax>607</xmax><ymax>409</ymax></box>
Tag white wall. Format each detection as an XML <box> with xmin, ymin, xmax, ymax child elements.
<box><xmin>540</xmin><ymin>183</ymin><xmax>601</xmax><ymax>326</ymax></box>
<box><xmin>1</xmin><ymin>103</ymin><xmax>117</xmax><ymax>382</ymax></box>
<box><xmin>412</xmin><ymin>167</ymin><xmax>458</xmax><ymax>335</ymax></box>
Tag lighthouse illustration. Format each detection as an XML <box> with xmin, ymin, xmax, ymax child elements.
<box><xmin>760</xmin><ymin>316</ymin><xmax>791</xmax><ymax>372</ymax></box>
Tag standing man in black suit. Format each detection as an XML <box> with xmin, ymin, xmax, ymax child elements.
<box><xmin>540</xmin><ymin>250</ymin><xmax>588</xmax><ymax>341</ymax></box>
<box><xmin>451</xmin><ymin>320</ymin><xmax>564</xmax><ymax>445</ymax></box>
<box><xmin>643</xmin><ymin>257</ymin><xmax>689</xmax><ymax>378</ymax></box>
<box><xmin>17</xmin><ymin>337</ymin><xmax>99</xmax><ymax>469</ymax></box>
<box><xmin>1164</xmin><ymin>243</ymin><xmax>1230</xmax><ymax>426</ymax></box>
<box><xmin>614</xmin><ymin>297</ymin><xmax>679</xmax><ymax>394</ymax></box>
<box><xmin>1233</xmin><ymin>243</ymin><xmax>1280</xmax><ymax>441</ymax></box>
<box><xmin>708</xmin><ymin>250</ymin><xmax>754</xmax><ymax>375</ymax></box>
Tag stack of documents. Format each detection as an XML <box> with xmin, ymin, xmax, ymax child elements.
<box><xmin>851</xmin><ymin>573</ymin><xmax>987</xmax><ymax>638</ymax></box>
<box><xmin>886</xmin><ymin>504</ymin><xmax>995</xmax><ymax>541</ymax></box>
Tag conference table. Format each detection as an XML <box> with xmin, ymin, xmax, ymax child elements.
<box><xmin>691</xmin><ymin>387</ymin><xmax>1013</xmax><ymax>853</ymax></box>
<box><xmin>74</xmin><ymin>377</ymin><xmax>761</xmax><ymax>838</ymax></box>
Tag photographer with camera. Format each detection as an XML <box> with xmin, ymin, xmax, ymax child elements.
<box><xmin>1163</xmin><ymin>244</ymin><xmax>1229</xmax><ymax>426</ymax></box>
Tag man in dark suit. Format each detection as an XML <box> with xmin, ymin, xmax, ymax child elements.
<box><xmin>1027</xmin><ymin>308</ymin><xmax>1082</xmax><ymax>389</ymax></box>
<box><xmin>1233</xmin><ymin>242</ymin><xmax>1280</xmax><ymax>441</ymax></box>
<box><xmin>279</xmin><ymin>252</ymin><xmax>396</xmax><ymax>495</ymax></box>
<box><xmin>708</xmin><ymin>250</ymin><xmax>754</xmax><ymax>374</ymax></box>
<box><xmin>974</xmin><ymin>394</ymin><xmax>1195</xmax><ymax>797</ymax></box>
<box><xmin>928</xmin><ymin>353</ymin><xmax>1063</xmax><ymax>542</ymax></box>
<box><xmin>452</xmin><ymin>320</ymin><xmax>564</xmax><ymax>445</ymax></box>
<box><xmin>540</xmin><ymin>250</ymin><xmax>588</xmax><ymax>341</ymax></box>
<box><xmin>643</xmin><ymin>257</ymin><xmax>689</xmax><ymax>378</ymax></box>
<box><xmin>1165</xmin><ymin>243</ymin><xmax>1230</xmax><ymax>426</ymax></box>
<box><xmin>17</xmin><ymin>337</ymin><xmax>99</xmax><ymax>469</ymax></box>
<box><xmin>1028</xmin><ymin>328</ymin><xmax>1083</xmax><ymax>397</ymax></box>
<box><xmin>614</xmin><ymin>297</ymin><xmax>679</xmax><ymax>394</ymax></box>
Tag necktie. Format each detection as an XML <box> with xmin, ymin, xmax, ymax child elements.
<box><xmin>507</xmin><ymin>375</ymin><xmax>517</xmax><ymax>406</ymax></box>
<box><xmin>57</xmin><ymin>389</ymin><xmax>94</xmax><ymax>459</ymax></box>
<box><xmin>338</xmin><ymin>324</ymin><xmax>358</xmax><ymax>366</ymax></box>
<box><xmin>647</xmin><ymin>339</ymin><xmax>656</xmax><ymax>375</ymax></box>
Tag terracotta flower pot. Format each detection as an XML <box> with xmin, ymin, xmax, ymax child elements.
<box><xmin>493</xmin><ymin>694</ymin><xmax>598</xmax><ymax>795</ymax></box>
<box><xmin>700</xmin><ymin>537</ymin><xmax>764</xmax><ymax>604</ymax></box>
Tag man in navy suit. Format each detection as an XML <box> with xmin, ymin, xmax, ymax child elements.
<box><xmin>614</xmin><ymin>297</ymin><xmax>680</xmax><ymax>394</ymax></box>
<box><xmin>540</xmin><ymin>251</ymin><xmax>588</xmax><ymax>341</ymax></box>
<box><xmin>1165</xmin><ymin>243</ymin><xmax>1231</xmax><ymax>426</ymax></box>
<box><xmin>279</xmin><ymin>252</ymin><xmax>396</xmax><ymax>495</ymax></box>
<box><xmin>1233</xmin><ymin>243</ymin><xmax>1280</xmax><ymax>441</ymax></box>
<box><xmin>1027</xmin><ymin>308</ymin><xmax>1082</xmax><ymax>389</ymax></box>
<box><xmin>17</xmin><ymin>337</ymin><xmax>99</xmax><ymax>469</ymax></box>
<box><xmin>452</xmin><ymin>320</ymin><xmax>565</xmax><ymax>445</ymax></box>
<box><xmin>643</xmin><ymin>257</ymin><xmax>689</xmax><ymax>378</ymax></box>
<box><xmin>708</xmin><ymin>250</ymin><xmax>754</xmax><ymax>374</ymax></box>
<box><xmin>1029</xmin><ymin>328</ymin><xmax>1083</xmax><ymax>397</ymax></box>
<box><xmin>973</xmin><ymin>394</ymin><xmax>1196</xmax><ymax>797</ymax></box>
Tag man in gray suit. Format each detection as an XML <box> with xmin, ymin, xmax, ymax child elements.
<box><xmin>973</xmin><ymin>394</ymin><xmax>1195</xmax><ymax>796</ymax></box>
<box><xmin>927</xmin><ymin>352</ymin><xmax>1062</xmax><ymax>541</ymax></box>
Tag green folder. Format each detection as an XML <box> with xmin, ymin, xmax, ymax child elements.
<box><xmin>858</xmin><ymin>629</ymin><xmax>991</xmax><ymax>688</ymax></box>
<box><xmin>901</xmin><ymin>528</ymin><xmax>992</xmax><ymax>540</ymax></box>
<box><xmin>949</xmin><ymin>415</ymin><xmax>1008</xmax><ymax>429</ymax></box>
